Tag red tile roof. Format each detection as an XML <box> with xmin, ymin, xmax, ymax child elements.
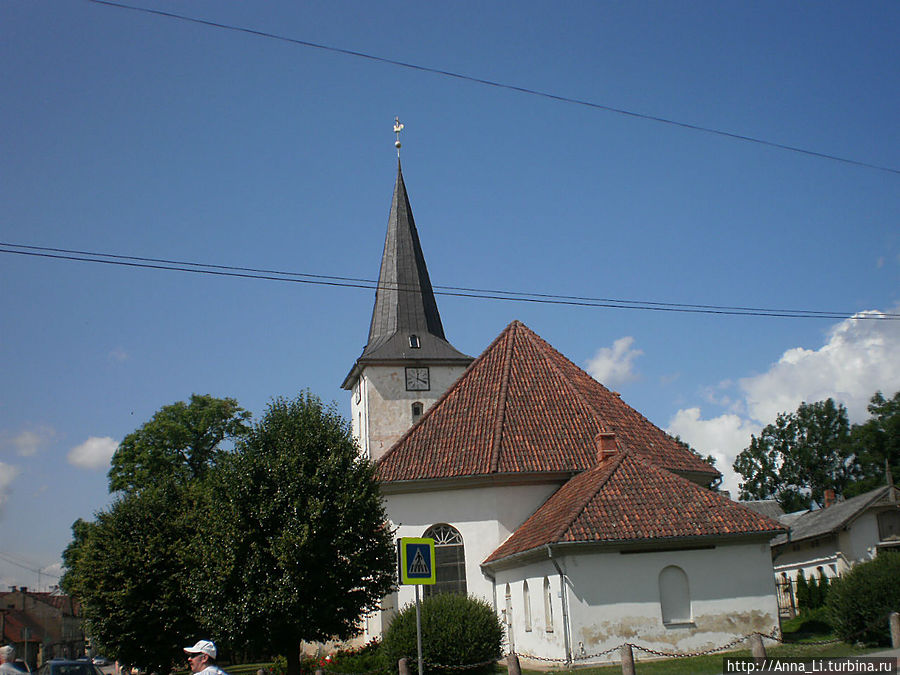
<box><xmin>377</xmin><ymin>321</ymin><xmax>718</xmax><ymax>483</ymax></box>
<box><xmin>484</xmin><ymin>452</ymin><xmax>784</xmax><ymax>564</ymax></box>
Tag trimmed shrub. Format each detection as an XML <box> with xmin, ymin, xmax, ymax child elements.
<box><xmin>381</xmin><ymin>594</ymin><xmax>503</xmax><ymax>675</ymax></box>
<box><xmin>796</xmin><ymin>571</ymin><xmax>810</xmax><ymax>611</ymax></box>
<box><xmin>827</xmin><ymin>552</ymin><xmax>900</xmax><ymax>646</ymax></box>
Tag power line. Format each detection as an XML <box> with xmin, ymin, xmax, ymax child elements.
<box><xmin>0</xmin><ymin>551</ymin><xmax>61</xmax><ymax>580</ymax></box>
<box><xmin>84</xmin><ymin>0</ymin><xmax>900</xmax><ymax>177</ymax></box>
<box><xmin>3</xmin><ymin>242</ymin><xmax>897</xmax><ymax>321</ymax></box>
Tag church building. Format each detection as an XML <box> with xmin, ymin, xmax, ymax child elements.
<box><xmin>344</xmin><ymin>155</ymin><xmax>785</xmax><ymax>663</ymax></box>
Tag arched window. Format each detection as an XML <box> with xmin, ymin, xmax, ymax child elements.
<box><xmin>423</xmin><ymin>524</ymin><xmax>467</xmax><ymax>597</ymax></box>
<box><xmin>659</xmin><ymin>565</ymin><xmax>691</xmax><ymax>625</ymax></box>
<box><xmin>543</xmin><ymin>577</ymin><xmax>554</xmax><ymax>632</ymax></box>
<box><xmin>523</xmin><ymin>581</ymin><xmax>532</xmax><ymax>631</ymax></box>
<box><xmin>412</xmin><ymin>402</ymin><xmax>424</xmax><ymax>422</ymax></box>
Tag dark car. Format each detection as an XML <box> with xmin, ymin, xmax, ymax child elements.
<box><xmin>37</xmin><ymin>661</ymin><xmax>103</xmax><ymax>675</ymax></box>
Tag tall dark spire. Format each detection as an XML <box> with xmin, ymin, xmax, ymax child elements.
<box><xmin>342</xmin><ymin>162</ymin><xmax>470</xmax><ymax>388</ymax></box>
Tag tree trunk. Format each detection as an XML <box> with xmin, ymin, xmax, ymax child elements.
<box><xmin>286</xmin><ymin>646</ymin><xmax>301</xmax><ymax>675</ymax></box>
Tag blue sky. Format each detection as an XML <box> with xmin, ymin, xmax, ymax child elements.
<box><xmin>1</xmin><ymin>1</ymin><xmax>898</xmax><ymax>590</ymax></box>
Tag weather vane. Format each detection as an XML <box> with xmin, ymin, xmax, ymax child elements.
<box><xmin>394</xmin><ymin>117</ymin><xmax>404</xmax><ymax>157</ymax></box>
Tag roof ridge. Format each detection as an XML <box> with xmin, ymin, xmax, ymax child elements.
<box><xmin>488</xmin><ymin>322</ymin><xmax>517</xmax><ymax>473</ymax></box>
<box><xmin>522</xmin><ymin>323</ymin><xmax>608</xmax><ymax>438</ymax></box>
<box><xmin>376</xmin><ymin>322</ymin><xmax>514</xmax><ymax>467</ymax></box>
<box><xmin>551</xmin><ymin>451</ymin><xmax>627</xmax><ymax>542</ymax></box>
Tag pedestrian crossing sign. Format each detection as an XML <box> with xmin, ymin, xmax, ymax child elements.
<box><xmin>397</xmin><ymin>537</ymin><xmax>436</xmax><ymax>585</ymax></box>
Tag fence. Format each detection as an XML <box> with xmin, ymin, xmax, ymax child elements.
<box><xmin>309</xmin><ymin>613</ymin><xmax>899</xmax><ymax>675</ymax></box>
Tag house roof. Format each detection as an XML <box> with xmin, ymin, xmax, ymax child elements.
<box><xmin>741</xmin><ymin>500</ymin><xmax>786</xmax><ymax>521</ymax></box>
<box><xmin>377</xmin><ymin>320</ymin><xmax>719</xmax><ymax>483</ymax></box>
<box><xmin>483</xmin><ymin>452</ymin><xmax>785</xmax><ymax>565</ymax></box>
<box><xmin>773</xmin><ymin>484</ymin><xmax>900</xmax><ymax>547</ymax></box>
<box><xmin>342</xmin><ymin>162</ymin><xmax>471</xmax><ymax>388</ymax></box>
<box><xmin>1</xmin><ymin>611</ymin><xmax>44</xmax><ymax>643</ymax></box>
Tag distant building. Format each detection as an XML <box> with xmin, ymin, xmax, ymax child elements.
<box><xmin>761</xmin><ymin>484</ymin><xmax>900</xmax><ymax>617</ymax></box>
<box><xmin>0</xmin><ymin>587</ymin><xmax>85</xmax><ymax>668</ymax></box>
<box><xmin>345</xmin><ymin>159</ymin><xmax>786</xmax><ymax>663</ymax></box>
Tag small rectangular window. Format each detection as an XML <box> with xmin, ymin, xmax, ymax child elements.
<box><xmin>409</xmin><ymin>335</ymin><xmax>420</xmax><ymax>348</ymax></box>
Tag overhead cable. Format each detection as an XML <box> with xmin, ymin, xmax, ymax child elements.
<box><xmin>85</xmin><ymin>0</ymin><xmax>899</xmax><ymax>177</ymax></box>
<box><xmin>2</xmin><ymin>243</ymin><xmax>897</xmax><ymax>321</ymax></box>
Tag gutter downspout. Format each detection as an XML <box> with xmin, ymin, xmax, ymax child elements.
<box><xmin>546</xmin><ymin>545</ymin><xmax>572</xmax><ymax>665</ymax></box>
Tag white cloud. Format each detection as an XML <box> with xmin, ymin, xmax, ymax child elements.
<box><xmin>741</xmin><ymin>310</ymin><xmax>900</xmax><ymax>425</ymax></box>
<box><xmin>0</xmin><ymin>461</ymin><xmax>21</xmax><ymax>514</ymax></box>
<box><xmin>3</xmin><ymin>427</ymin><xmax>55</xmax><ymax>457</ymax></box>
<box><xmin>67</xmin><ymin>436</ymin><xmax>119</xmax><ymax>470</ymax></box>
<box><xmin>586</xmin><ymin>336</ymin><xmax>643</xmax><ymax>386</ymax></box>
<box><xmin>667</xmin><ymin>309</ymin><xmax>900</xmax><ymax>498</ymax></box>
<box><xmin>108</xmin><ymin>347</ymin><xmax>129</xmax><ymax>363</ymax></box>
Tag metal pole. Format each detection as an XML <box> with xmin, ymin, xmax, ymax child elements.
<box><xmin>415</xmin><ymin>585</ymin><xmax>424</xmax><ymax>675</ymax></box>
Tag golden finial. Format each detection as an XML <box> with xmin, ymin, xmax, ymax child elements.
<box><xmin>394</xmin><ymin>117</ymin><xmax>404</xmax><ymax>157</ymax></box>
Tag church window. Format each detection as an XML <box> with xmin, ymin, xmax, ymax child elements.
<box><xmin>659</xmin><ymin>565</ymin><xmax>692</xmax><ymax>625</ymax></box>
<box><xmin>423</xmin><ymin>524</ymin><xmax>467</xmax><ymax>597</ymax></box>
<box><xmin>523</xmin><ymin>581</ymin><xmax>532</xmax><ymax>631</ymax></box>
<box><xmin>409</xmin><ymin>334</ymin><xmax>421</xmax><ymax>348</ymax></box>
<box><xmin>543</xmin><ymin>577</ymin><xmax>554</xmax><ymax>632</ymax></box>
<box><xmin>412</xmin><ymin>402</ymin><xmax>424</xmax><ymax>422</ymax></box>
<box><xmin>877</xmin><ymin>510</ymin><xmax>900</xmax><ymax>541</ymax></box>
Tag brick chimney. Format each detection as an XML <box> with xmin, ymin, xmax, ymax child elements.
<box><xmin>824</xmin><ymin>489</ymin><xmax>836</xmax><ymax>508</ymax></box>
<box><xmin>595</xmin><ymin>432</ymin><xmax>617</xmax><ymax>462</ymax></box>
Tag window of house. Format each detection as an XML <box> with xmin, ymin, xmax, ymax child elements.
<box><xmin>523</xmin><ymin>581</ymin><xmax>532</xmax><ymax>632</ymax></box>
<box><xmin>659</xmin><ymin>565</ymin><xmax>692</xmax><ymax>625</ymax></box>
<box><xmin>412</xmin><ymin>402</ymin><xmax>424</xmax><ymax>422</ymax></box>
<box><xmin>877</xmin><ymin>510</ymin><xmax>900</xmax><ymax>541</ymax></box>
<box><xmin>423</xmin><ymin>524</ymin><xmax>467</xmax><ymax>597</ymax></box>
<box><xmin>409</xmin><ymin>335</ymin><xmax>420</xmax><ymax>348</ymax></box>
<box><xmin>543</xmin><ymin>577</ymin><xmax>554</xmax><ymax>632</ymax></box>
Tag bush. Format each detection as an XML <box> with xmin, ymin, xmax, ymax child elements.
<box><xmin>781</xmin><ymin>606</ymin><xmax>833</xmax><ymax>640</ymax></box>
<box><xmin>827</xmin><ymin>552</ymin><xmax>900</xmax><ymax>646</ymax></box>
<box><xmin>381</xmin><ymin>594</ymin><xmax>503</xmax><ymax>675</ymax></box>
<box><xmin>324</xmin><ymin>640</ymin><xmax>386</xmax><ymax>674</ymax></box>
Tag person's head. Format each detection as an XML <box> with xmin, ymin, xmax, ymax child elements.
<box><xmin>0</xmin><ymin>645</ymin><xmax>15</xmax><ymax>664</ymax></box>
<box><xmin>183</xmin><ymin>641</ymin><xmax>216</xmax><ymax>673</ymax></box>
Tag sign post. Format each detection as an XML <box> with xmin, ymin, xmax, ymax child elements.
<box><xmin>397</xmin><ymin>537</ymin><xmax>436</xmax><ymax>675</ymax></box>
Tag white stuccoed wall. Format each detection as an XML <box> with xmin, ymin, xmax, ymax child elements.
<box><xmin>350</xmin><ymin>364</ymin><xmax>469</xmax><ymax>461</ymax></box>
<box><xmin>385</xmin><ymin>482</ymin><xmax>563</xmax><ymax>612</ymax></box>
<box><xmin>377</xmin><ymin>484</ymin><xmax>780</xmax><ymax>662</ymax></box>
<box><xmin>496</xmin><ymin>541</ymin><xmax>780</xmax><ymax>664</ymax></box>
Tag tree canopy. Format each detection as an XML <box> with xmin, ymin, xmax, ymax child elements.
<box><xmin>61</xmin><ymin>483</ymin><xmax>201</xmax><ymax>672</ymax></box>
<box><xmin>108</xmin><ymin>394</ymin><xmax>250</xmax><ymax>493</ymax></box>
<box><xmin>187</xmin><ymin>392</ymin><xmax>396</xmax><ymax>675</ymax></box>
<box><xmin>734</xmin><ymin>392</ymin><xmax>899</xmax><ymax>510</ymax></box>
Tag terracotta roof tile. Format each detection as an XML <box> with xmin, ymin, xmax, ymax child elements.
<box><xmin>484</xmin><ymin>452</ymin><xmax>784</xmax><ymax>563</ymax></box>
<box><xmin>377</xmin><ymin>321</ymin><xmax>717</xmax><ymax>482</ymax></box>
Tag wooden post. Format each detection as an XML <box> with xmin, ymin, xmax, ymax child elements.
<box><xmin>890</xmin><ymin>612</ymin><xmax>900</xmax><ymax>649</ymax></box>
<box><xmin>620</xmin><ymin>644</ymin><xmax>635</xmax><ymax>675</ymax></box>
<box><xmin>506</xmin><ymin>653</ymin><xmax>521</xmax><ymax>675</ymax></box>
<box><xmin>749</xmin><ymin>633</ymin><xmax>767</xmax><ymax>663</ymax></box>
<box><xmin>399</xmin><ymin>657</ymin><xmax>410</xmax><ymax>675</ymax></box>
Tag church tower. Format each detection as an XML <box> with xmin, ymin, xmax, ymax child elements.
<box><xmin>342</xmin><ymin>158</ymin><xmax>472</xmax><ymax>460</ymax></box>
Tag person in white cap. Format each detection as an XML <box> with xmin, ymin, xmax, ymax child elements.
<box><xmin>183</xmin><ymin>640</ymin><xmax>228</xmax><ymax>675</ymax></box>
<box><xmin>0</xmin><ymin>645</ymin><xmax>19</xmax><ymax>675</ymax></box>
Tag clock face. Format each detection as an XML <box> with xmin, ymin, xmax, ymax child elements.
<box><xmin>405</xmin><ymin>367</ymin><xmax>430</xmax><ymax>391</ymax></box>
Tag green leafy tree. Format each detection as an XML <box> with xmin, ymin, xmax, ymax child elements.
<box><xmin>188</xmin><ymin>392</ymin><xmax>396</xmax><ymax>675</ymax></box>
<box><xmin>733</xmin><ymin>398</ymin><xmax>856</xmax><ymax>510</ymax></box>
<box><xmin>845</xmin><ymin>391</ymin><xmax>900</xmax><ymax>497</ymax></box>
<box><xmin>60</xmin><ymin>484</ymin><xmax>201</xmax><ymax>672</ymax></box>
<box><xmin>108</xmin><ymin>394</ymin><xmax>251</xmax><ymax>493</ymax></box>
